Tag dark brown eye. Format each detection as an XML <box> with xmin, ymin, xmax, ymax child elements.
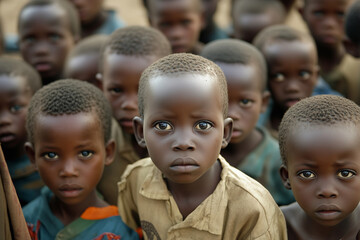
<box><xmin>155</xmin><ymin>122</ymin><xmax>172</xmax><ymax>130</ymax></box>
<box><xmin>195</xmin><ymin>121</ymin><xmax>212</xmax><ymax>130</ymax></box>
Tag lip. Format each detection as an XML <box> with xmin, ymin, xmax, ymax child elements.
<box><xmin>314</xmin><ymin>204</ymin><xmax>341</xmax><ymax>220</ymax></box>
<box><xmin>231</xmin><ymin>129</ymin><xmax>242</xmax><ymax>138</ymax></box>
<box><xmin>0</xmin><ymin>133</ymin><xmax>16</xmax><ymax>144</ymax></box>
<box><xmin>58</xmin><ymin>184</ymin><xmax>83</xmax><ymax>198</ymax></box>
<box><xmin>118</xmin><ymin>118</ymin><xmax>134</xmax><ymax>129</ymax></box>
<box><xmin>285</xmin><ymin>98</ymin><xmax>301</xmax><ymax>108</ymax></box>
<box><xmin>34</xmin><ymin>62</ymin><xmax>52</xmax><ymax>72</ymax></box>
<box><xmin>171</xmin><ymin>44</ymin><xmax>188</xmax><ymax>53</ymax></box>
<box><xmin>170</xmin><ymin>158</ymin><xmax>199</xmax><ymax>173</ymax></box>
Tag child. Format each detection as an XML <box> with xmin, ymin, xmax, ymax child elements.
<box><xmin>301</xmin><ymin>0</ymin><xmax>360</xmax><ymax>104</ymax></box>
<box><xmin>199</xmin><ymin>0</ymin><xmax>228</xmax><ymax>44</ymax></box>
<box><xmin>146</xmin><ymin>0</ymin><xmax>204</xmax><ymax>54</ymax></box>
<box><xmin>118</xmin><ymin>53</ymin><xmax>287</xmax><ymax>239</ymax></box>
<box><xmin>18</xmin><ymin>0</ymin><xmax>80</xmax><ymax>85</ymax></box>
<box><xmin>281</xmin><ymin>0</ymin><xmax>309</xmax><ymax>34</ymax></box>
<box><xmin>345</xmin><ymin>0</ymin><xmax>360</xmax><ymax>58</ymax></box>
<box><xmin>231</xmin><ymin>0</ymin><xmax>286</xmax><ymax>43</ymax></box>
<box><xmin>98</xmin><ymin>26</ymin><xmax>172</xmax><ymax>205</ymax></box>
<box><xmin>253</xmin><ymin>25</ymin><xmax>318</xmax><ymax>139</ymax></box>
<box><xmin>279</xmin><ymin>95</ymin><xmax>360</xmax><ymax>239</ymax></box>
<box><xmin>64</xmin><ymin>34</ymin><xmax>109</xmax><ymax>89</ymax></box>
<box><xmin>23</xmin><ymin>80</ymin><xmax>139</xmax><ymax>240</ymax></box>
<box><xmin>0</xmin><ymin>57</ymin><xmax>43</xmax><ymax>206</ymax></box>
<box><xmin>68</xmin><ymin>0</ymin><xmax>125</xmax><ymax>39</ymax></box>
<box><xmin>201</xmin><ymin>39</ymin><xmax>295</xmax><ymax>205</ymax></box>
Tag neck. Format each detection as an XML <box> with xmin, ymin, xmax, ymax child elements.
<box><xmin>221</xmin><ymin>129</ymin><xmax>263</xmax><ymax>167</ymax></box>
<box><xmin>270</xmin><ymin>104</ymin><xmax>286</xmax><ymax>131</ymax></box>
<box><xmin>317</xmin><ymin>43</ymin><xmax>346</xmax><ymax>74</ymax></box>
<box><xmin>166</xmin><ymin>159</ymin><xmax>221</xmax><ymax>219</ymax></box>
<box><xmin>50</xmin><ymin>190</ymin><xmax>107</xmax><ymax>226</ymax></box>
<box><xmin>81</xmin><ymin>11</ymin><xmax>107</xmax><ymax>38</ymax></box>
<box><xmin>131</xmin><ymin>135</ymin><xmax>148</xmax><ymax>159</ymax></box>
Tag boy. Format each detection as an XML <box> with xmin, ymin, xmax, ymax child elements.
<box><xmin>98</xmin><ymin>26</ymin><xmax>172</xmax><ymax>205</ymax></box>
<box><xmin>231</xmin><ymin>0</ymin><xmax>286</xmax><ymax>43</ymax></box>
<box><xmin>301</xmin><ymin>0</ymin><xmax>360</xmax><ymax>104</ymax></box>
<box><xmin>253</xmin><ymin>25</ymin><xmax>318</xmax><ymax>139</ymax></box>
<box><xmin>345</xmin><ymin>0</ymin><xmax>360</xmax><ymax>58</ymax></box>
<box><xmin>118</xmin><ymin>53</ymin><xmax>287</xmax><ymax>239</ymax></box>
<box><xmin>64</xmin><ymin>34</ymin><xmax>109</xmax><ymax>89</ymax></box>
<box><xmin>279</xmin><ymin>95</ymin><xmax>360</xmax><ymax>239</ymax></box>
<box><xmin>18</xmin><ymin>0</ymin><xmax>80</xmax><ymax>85</ymax></box>
<box><xmin>201</xmin><ymin>39</ymin><xmax>295</xmax><ymax>205</ymax></box>
<box><xmin>67</xmin><ymin>0</ymin><xmax>125</xmax><ymax>39</ymax></box>
<box><xmin>146</xmin><ymin>0</ymin><xmax>204</xmax><ymax>54</ymax></box>
<box><xmin>0</xmin><ymin>57</ymin><xmax>43</xmax><ymax>206</ymax></box>
<box><xmin>23</xmin><ymin>80</ymin><xmax>139</xmax><ymax>240</ymax></box>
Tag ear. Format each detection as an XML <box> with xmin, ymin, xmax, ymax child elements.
<box><xmin>24</xmin><ymin>142</ymin><xmax>37</xmax><ymax>168</ymax></box>
<box><xmin>221</xmin><ymin>117</ymin><xmax>233</xmax><ymax>148</ymax></box>
<box><xmin>104</xmin><ymin>139</ymin><xmax>115</xmax><ymax>166</ymax></box>
<box><xmin>343</xmin><ymin>37</ymin><xmax>360</xmax><ymax>58</ymax></box>
<box><xmin>133</xmin><ymin>116</ymin><xmax>147</xmax><ymax>148</ymax></box>
<box><xmin>280</xmin><ymin>164</ymin><xmax>291</xmax><ymax>189</ymax></box>
<box><xmin>260</xmin><ymin>90</ymin><xmax>271</xmax><ymax>113</ymax></box>
<box><xmin>95</xmin><ymin>73</ymin><xmax>103</xmax><ymax>90</ymax></box>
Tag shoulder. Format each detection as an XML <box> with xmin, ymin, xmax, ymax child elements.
<box><xmin>23</xmin><ymin>187</ymin><xmax>50</xmax><ymax>222</ymax></box>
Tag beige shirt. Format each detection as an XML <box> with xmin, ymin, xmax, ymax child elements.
<box><xmin>118</xmin><ymin>156</ymin><xmax>287</xmax><ymax>240</ymax></box>
<box><xmin>97</xmin><ymin>118</ymin><xmax>140</xmax><ymax>205</ymax></box>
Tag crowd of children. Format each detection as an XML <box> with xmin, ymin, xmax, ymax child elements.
<box><xmin>1</xmin><ymin>0</ymin><xmax>360</xmax><ymax>239</ymax></box>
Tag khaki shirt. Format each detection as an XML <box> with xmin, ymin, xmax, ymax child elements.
<box><xmin>97</xmin><ymin>118</ymin><xmax>140</xmax><ymax>205</ymax></box>
<box><xmin>118</xmin><ymin>156</ymin><xmax>287</xmax><ymax>240</ymax></box>
<box><xmin>284</xmin><ymin>7</ymin><xmax>309</xmax><ymax>34</ymax></box>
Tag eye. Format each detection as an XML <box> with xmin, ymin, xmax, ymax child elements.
<box><xmin>195</xmin><ymin>121</ymin><xmax>212</xmax><ymax>130</ymax></box>
<box><xmin>299</xmin><ymin>70</ymin><xmax>311</xmax><ymax>80</ymax></box>
<box><xmin>337</xmin><ymin>11</ymin><xmax>345</xmax><ymax>18</ymax></box>
<box><xmin>298</xmin><ymin>170</ymin><xmax>316</xmax><ymax>179</ymax></box>
<box><xmin>155</xmin><ymin>121</ymin><xmax>172</xmax><ymax>130</ymax></box>
<box><xmin>110</xmin><ymin>88</ymin><xmax>123</xmax><ymax>94</ymax></box>
<box><xmin>239</xmin><ymin>99</ymin><xmax>253</xmax><ymax>107</ymax></box>
<box><xmin>78</xmin><ymin>150</ymin><xmax>93</xmax><ymax>159</ymax></box>
<box><xmin>271</xmin><ymin>73</ymin><xmax>285</xmax><ymax>82</ymax></box>
<box><xmin>49</xmin><ymin>33</ymin><xmax>61</xmax><ymax>42</ymax></box>
<box><xmin>337</xmin><ymin>169</ymin><xmax>356</xmax><ymax>179</ymax></box>
<box><xmin>10</xmin><ymin>105</ymin><xmax>23</xmax><ymax>113</ymax></box>
<box><xmin>313</xmin><ymin>10</ymin><xmax>324</xmax><ymax>17</ymax></box>
<box><xmin>43</xmin><ymin>152</ymin><xmax>58</xmax><ymax>160</ymax></box>
<box><xmin>181</xmin><ymin>19</ymin><xmax>192</xmax><ymax>26</ymax></box>
<box><xmin>22</xmin><ymin>35</ymin><xmax>35</xmax><ymax>44</ymax></box>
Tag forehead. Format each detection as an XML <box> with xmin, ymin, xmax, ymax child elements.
<box><xmin>305</xmin><ymin>0</ymin><xmax>350</xmax><ymax>8</ymax></box>
<box><xmin>216</xmin><ymin>62</ymin><xmax>263</xmax><ymax>92</ymax></box>
<box><xmin>19</xmin><ymin>4</ymin><xmax>70</xmax><ymax>32</ymax></box>
<box><xmin>0</xmin><ymin>74</ymin><xmax>31</xmax><ymax>95</ymax></box>
<box><xmin>145</xmin><ymin>73</ymin><xmax>222</xmax><ymax>112</ymax></box>
<box><xmin>149</xmin><ymin>0</ymin><xmax>201</xmax><ymax>14</ymax></box>
<box><xmin>263</xmin><ymin>39</ymin><xmax>317</xmax><ymax>64</ymax></box>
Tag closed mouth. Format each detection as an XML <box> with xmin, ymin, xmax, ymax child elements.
<box><xmin>59</xmin><ymin>184</ymin><xmax>83</xmax><ymax>197</ymax></box>
<box><xmin>0</xmin><ymin>132</ymin><xmax>16</xmax><ymax>143</ymax></box>
<box><xmin>34</xmin><ymin>62</ymin><xmax>52</xmax><ymax>72</ymax></box>
<box><xmin>170</xmin><ymin>158</ymin><xmax>199</xmax><ymax>172</ymax></box>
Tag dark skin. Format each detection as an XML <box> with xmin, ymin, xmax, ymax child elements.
<box><xmin>199</xmin><ymin>0</ymin><xmax>220</xmax><ymax>44</ymax></box>
<box><xmin>133</xmin><ymin>73</ymin><xmax>232</xmax><ymax>218</ymax></box>
<box><xmin>280</xmin><ymin>125</ymin><xmax>360</xmax><ymax>239</ymax></box>
<box><xmin>218</xmin><ymin>62</ymin><xmax>270</xmax><ymax>167</ymax></box>
<box><xmin>0</xmin><ymin>75</ymin><xmax>32</xmax><ymax>160</ymax></box>
<box><xmin>301</xmin><ymin>0</ymin><xmax>351</xmax><ymax>75</ymax></box>
<box><xmin>25</xmin><ymin>113</ymin><xmax>115</xmax><ymax>225</ymax></box>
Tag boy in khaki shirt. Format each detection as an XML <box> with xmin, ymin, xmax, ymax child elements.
<box><xmin>118</xmin><ymin>53</ymin><xmax>287</xmax><ymax>239</ymax></box>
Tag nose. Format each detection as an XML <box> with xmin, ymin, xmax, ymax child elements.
<box><xmin>316</xmin><ymin>177</ymin><xmax>338</xmax><ymax>198</ymax></box>
<box><xmin>284</xmin><ymin>78</ymin><xmax>301</xmax><ymax>93</ymax></box>
<box><xmin>121</xmin><ymin>94</ymin><xmax>138</xmax><ymax>111</ymax></box>
<box><xmin>172</xmin><ymin>127</ymin><xmax>195</xmax><ymax>151</ymax></box>
<box><xmin>323</xmin><ymin>16</ymin><xmax>338</xmax><ymax>30</ymax></box>
<box><xmin>167</xmin><ymin>25</ymin><xmax>184</xmax><ymax>41</ymax></box>
<box><xmin>59</xmin><ymin>158</ymin><xmax>79</xmax><ymax>177</ymax></box>
<box><xmin>227</xmin><ymin>103</ymin><xmax>240</xmax><ymax>121</ymax></box>
<box><xmin>0</xmin><ymin>110</ymin><xmax>11</xmax><ymax>127</ymax></box>
<box><xmin>34</xmin><ymin>41</ymin><xmax>50</xmax><ymax>57</ymax></box>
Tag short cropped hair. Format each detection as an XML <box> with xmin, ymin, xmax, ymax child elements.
<box><xmin>232</xmin><ymin>0</ymin><xmax>286</xmax><ymax>19</ymax></box>
<box><xmin>345</xmin><ymin>0</ymin><xmax>360</xmax><ymax>44</ymax></box>
<box><xmin>253</xmin><ymin>25</ymin><xmax>316</xmax><ymax>53</ymax></box>
<box><xmin>138</xmin><ymin>53</ymin><xmax>228</xmax><ymax>118</ymax></box>
<box><xmin>200</xmin><ymin>39</ymin><xmax>267</xmax><ymax>91</ymax></box>
<box><xmin>279</xmin><ymin>95</ymin><xmax>360</xmax><ymax>165</ymax></box>
<box><xmin>26</xmin><ymin>80</ymin><xmax>112</xmax><ymax>145</ymax></box>
<box><xmin>0</xmin><ymin>56</ymin><xmax>41</xmax><ymax>94</ymax></box>
<box><xmin>67</xmin><ymin>34</ymin><xmax>109</xmax><ymax>59</ymax></box>
<box><xmin>18</xmin><ymin>0</ymin><xmax>80</xmax><ymax>39</ymax></box>
<box><xmin>104</xmin><ymin>26</ymin><xmax>171</xmax><ymax>58</ymax></box>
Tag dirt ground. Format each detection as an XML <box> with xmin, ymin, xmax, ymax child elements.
<box><xmin>0</xmin><ymin>0</ymin><xmax>231</xmax><ymax>35</ymax></box>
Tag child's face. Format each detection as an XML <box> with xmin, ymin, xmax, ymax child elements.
<box><xmin>134</xmin><ymin>73</ymin><xmax>232</xmax><ymax>184</ymax></box>
<box><xmin>217</xmin><ymin>62</ymin><xmax>268</xmax><ymax>144</ymax></box>
<box><xmin>65</xmin><ymin>53</ymin><xmax>101</xmax><ymax>89</ymax></box>
<box><xmin>102</xmin><ymin>53</ymin><xmax>157</xmax><ymax>134</ymax></box>
<box><xmin>149</xmin><ymin>0</ymin><xmax>204</xmax><ymax>53</ymax></box>
<box><xmin>281</xmin><ymin>124</ymin><xmax>360</xmax><ymax>226</ymax></box>
<box><xmin>233</xmin><ymin>10</ymin><xmax>283</xmax><ymax>43</ymax></box>
<box><xmin>26</xmin><ymin>113</ymin><xmax>114</xmax><ymax>206</ymax></box>
<box><xmin>0</xmin><ymin>75</ymin><xmax>32</xmax><ymax>153</ymax></box>
<box><xmin>302</xmin><ymin>0</ymin><xmax>350</xmax><ymax>48</ymax></box>
<box><xmin>19</xmin><ymin>4</ymin><xmax>76</xmax><ymax>84</ymax></box>
<box><xmin>68</xmin><ymin>0</ymin><xmax>104</xmax><ymax>25</ymax></box>
<box><xmin>264</xmin><ymin>40</ymin><xmax>318</xmax><ymax>111</ymax></box>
